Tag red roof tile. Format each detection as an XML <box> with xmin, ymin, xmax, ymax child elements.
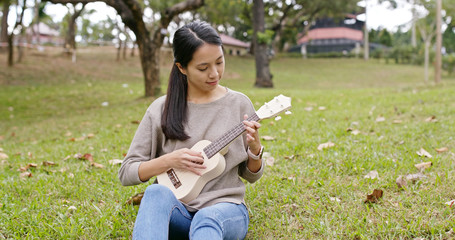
<box><xmin>298</xmin><ymin>27</ymin><xmax>363</xmax><ymax>44</ymax></box>
<box><xmin>220</xmin><ymin>34</ymin><xmax>249</xmax><ymax>48</ymax></box>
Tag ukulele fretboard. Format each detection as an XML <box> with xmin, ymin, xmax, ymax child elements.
<box><xmin>203</xmin><ymin>113</ymin><xmax>260</xmax><ymax>159</ymax></box>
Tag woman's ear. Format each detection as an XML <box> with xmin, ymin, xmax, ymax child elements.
<box><xmin>175</xmin><ymin>63</ymin><xmax>186</xmax><ymax>75</ymax></box>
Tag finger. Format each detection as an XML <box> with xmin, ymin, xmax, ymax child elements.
<box><xmin>244</xmin><ymin>114</ymin><xmax>248</xmax><ymax>120</ymax></box>
<box><xmin>243</xmin><ymin>121</ymin><xmax>256</xmax><ymax>130</ymax></box>
<box><xmin>188</xmin><ymin>156</ymin><xmax>205</xmax><ymax>165</ymax></box>
<box><xmin>186</xmin><ymin>150</ymin><xmax>204</xmax><ymax>157</ymax></box>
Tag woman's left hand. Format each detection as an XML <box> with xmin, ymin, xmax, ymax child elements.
<box><xmin>243</xmin><ymin>114</ymin><xmax>262</xmax><ymax>154</ymax></box>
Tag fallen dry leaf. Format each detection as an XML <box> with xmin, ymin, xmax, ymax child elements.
<box><xmin>284</xmin><ymin>155</ymin><xmax>297</xmax><ymax>160</ymax></box>
<box><xmin>109</xmin><ymin>159</ymin><xmax>123</xmax><ymax>165</ymax></box>
<box><xmin>0</xmin><ymin>152</ymin><xmax>9</xmax><ymax>160</ymax></box>
<box><xmin>263</xmin><ymin>152</ymin><xmax>275</xmax><ymax>166</ymax></box>
<box><xmin>416</xmin><ymin>148</ymin><xmax>432</xmax><ymax>158</ymax></box>
<box><xmin>445</xmin><ymin>200</ymin><xmax>455</xmax><ymax>207</ymax></box>
<box><xmin>318</xmin><ymin>106</ymin><xmax>326</xmax><ymax>110</ymax></box>
<box><xmin>87</xmin><ymin>133</ymin><xmax>95</xmax><ymax>139</ymax></box>
<box><xmin>42</xmin><ymin>161</ymin><xmax>56</xmax><ymax>166</ymax></box>
<box><xmin>435</xmin><ymin>147</ymin><xmax>449</xmax><ymax>153</ymax></box>
<box><xmin>20</xmin><ymin>172</ymin><xmax>32</xmax><ymax>179</ymax></box>
<box><xmin>329</xmin><ymin>197</ymin><xmax>341</xmax><ymax>202</ymax></box>
<box><xmin>364</xmin><ymin>189</ymin><xmax>383</xmax><ymax>203</ymax></box>
<box><xmin>68</xmin><ymin>137</ymin><xmax>86</xmax><ymax>142</ymax></box>
<box><xmin>0</xmin><ymin>135</ymin><xmax>4</xmax><ymax>141</ymax></box>
<box><xmin>375</xmin><ymin>116</ymin><xmax>386</xmax><ymax>122</ymax></box>
<box><xmin>64</xmin><ymin>132</ymin><xmax>72</xmax><ymax>137</ymax></box>
<box><xmin>83</xmin><ymin>153</ymin><xmax>94</xmax><ymax>162</ymax></box>
<box><xmin>392</xmin><ymin>119</ymin><xmax>403</xmax><ymax>124</ymax></box>
<box><xmin>406</xmin><ymin>172</ymin><xmax>427</xmax><ymax>182</ymax></box>
<box><xmin>414</xmin><ymin>162</ymin><xmax>432</xmax><ymax>172</ymax></box>
<box><xmin>364</xmin><ymin>170</ymin><xmax>379</xmax><ymax>179</ymax></box>
<box><xmin>131</xmin><ymin>120</ymin><xmax>141</xmax><ymax>124</ymax></box>
<box><xmin>396</xmin><ymin>176</ymin><xmax>407</xmax><ymax>189</ymax></box>
<box><xmin>74</xmin><ymin>153</ymin><xmax>83</xmax><ymax>159</ymax></box>
<box><xmin>317</xmin><ymin>141</ymin><xmax>335</xmax><ymax>151</ymax></box>
<box><xmin>261</xmin><ymin>136</ymin><xmax>275</xmax><ymax>141</ymax></box>
<box><xmin>351</xmin><ymin>130</ymin><xmax>361</xmax><ymax>135</ymax></box>
<box><xmin>346</xmin><ymin>128</ymin><xmax>353</xmax><ymax>132</ymax></box>
<box><xmin>67</xmin><ymin>206</ymin><xmax>77</xmax><ymax>212</ymax></box>
<box><xmin>27</xmin><ymin>163</ymin><xmax>38</xmax><ymax>168</ymax></box>
<box><xmin>90</xmin><ymin>162</ymin><xmax>104</xmax><ymax>168</ymax></box>
<box><xmin>126</xmin><ymin>192</ymin><xmax>144</xmax><ymax>205</ymax></box>
<box><xmin>304</xmin><ymin>107</ymin><xmax>313</xmax><ymax>111</ymax></box>
<box><xmin>424</xmin><ymin>116</ymin><xmax>438</xmax><ymax>122</ymax></box>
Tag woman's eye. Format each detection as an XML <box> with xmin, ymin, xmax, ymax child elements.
<box><xmin>216</xmin><ymin>62</ymin><xmax>223</xmax><ymax>65</ymax></box>
<box><xmin>198</xmin><ymin>68</ymin><xmax>207</xmax><ymax>71</ymax></box>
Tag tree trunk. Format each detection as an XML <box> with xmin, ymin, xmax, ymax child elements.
<box><xmin>7</xmin><ymin>33</ymin><xmax>14</xmax><ymax>66</ymax></box>
<box><xmin>0</xmin><ymin>1</ymin><xmax>10</xmax><ymax>51</ymax></box>
<box><xmin>130</xmin><ymin>42</ymin><xmax>135</xmax><ymax>57</ymax></box>
<box><xmin>252</xmin><ymin>0</ymin><xmax>273</xmax><ymax>88</ymax></box>
<box><xmin>424</xmin><ymin>40</ymin><xmax>430</xmax><ymax>83</ymax></box>
<box><xmin>34</xmin><ymin>0</ymin><xmax>41</xmax><ymax>45</ymax></box>
<box><xmin>123</xmin><ymin>40</ymin><xmax>127</xmax><ymax>59</ymax></box>
<box><xmin>363</xmin><ymin>0</ymin><xmax>369</xmax><ymax>60</ymax></box>
<box><xmin>136</xmin><ymin>33</ymin><xmax>160</xmax><ymax>97</ymax></box>
<box><xmin>117</xmin><ymin>40</ymin><xmax>122</xmax><ymax>61</ymax></box>
<box><xmin>434</xmin><ymin>0</ymin><xmax>442</xmax><ymax>84</ymax></box>
<box><xmin>64</xmin><ymin>4</ymin><xmax>85</xmax><ymax>56</ymax></box>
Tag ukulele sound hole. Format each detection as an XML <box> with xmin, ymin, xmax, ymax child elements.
<box><xmin>167</xmin><ymin>169</ymin><xmax>182</xmax><ymax>189</ymax></box>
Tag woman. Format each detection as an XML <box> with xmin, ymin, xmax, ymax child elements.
<box><xmin>118</xmin><ymin>21</ymin><xmax>264</xmax><ymax>240</ymax></box>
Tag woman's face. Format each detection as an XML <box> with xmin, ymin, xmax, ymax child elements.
<box><xmin>178</xmin><ymin>43</ymin><xmax>225</xmax><ymax>95</ymax></box>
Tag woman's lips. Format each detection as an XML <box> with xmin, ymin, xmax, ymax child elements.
<box><xmin>207</xmin><ymin>80</ymin><xmax>218</xmax><ymax>85</ymax></box>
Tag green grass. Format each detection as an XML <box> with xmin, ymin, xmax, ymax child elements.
<box><xmin>1</xmin><ymin>47</ymin><xmax>455</xmax><ymax>239</ymax></box>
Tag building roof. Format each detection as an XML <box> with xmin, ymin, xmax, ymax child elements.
<box><xmin>220</xmin><ymin>34</ymin><xmax>249</xmax><ymax>48</ymax></box>
<box><xmin>26</xmin><ymin>22</ymin><xmax>60</xmax><ymax>36</ymax></box>
<box><xmin>298</xmin><ymin>27</ymin><xmax>363</xmax><ymax>45</ymax></box>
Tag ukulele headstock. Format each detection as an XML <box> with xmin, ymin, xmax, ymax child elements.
<box><xmin>256</xmin><ymin>95</ymin><xmax>292</xmax><ymax>120</ymax></box>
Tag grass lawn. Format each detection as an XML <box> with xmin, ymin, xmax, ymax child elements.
<box><xmin>1</xmin><ymin>47</ymin><xmax>455</xmax><ymax>239</ymax></box>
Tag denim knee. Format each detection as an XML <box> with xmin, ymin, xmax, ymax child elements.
<box><xmin>143</xmin><ymin>184</ymin><xmax>174</xmax><ymax>201</ymax></box>
<box><xmin>190</xmin><ymin>208</ymin><xmax>223</xmax><ymax>237</ymax></box>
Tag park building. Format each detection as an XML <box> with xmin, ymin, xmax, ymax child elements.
<box><xmin>291</xmin><ymin>13</ymin><xmax>383</xmax><ymax>57</ymax></box>
<box><xmin>219</xmin><ymin>34</ymin><xmax>250</xmax><ymax>56</ymax></box>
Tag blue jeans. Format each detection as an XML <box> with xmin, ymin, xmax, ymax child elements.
<box><xmin>133</xmin><ymin>184</ymin><xmax>249</xmax><ymax>240</ymax></box>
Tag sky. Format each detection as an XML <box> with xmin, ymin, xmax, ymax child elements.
<box><xmin>11</xmin><ymin>0</ymin><xmax>416</xmax><ymax>33</ymax></box>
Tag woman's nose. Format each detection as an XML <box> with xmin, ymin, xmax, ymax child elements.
<box><xmin>208</xmin><ymin>67</ymin><xmax>219</xmax><ymax>78</ymax></box>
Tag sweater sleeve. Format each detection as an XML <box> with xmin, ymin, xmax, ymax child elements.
<box><xmin>238</xmin><ymin>159</ymin><xmax>265</xmax><ymax>183</ymax></box>
<box><xmin>237</xmin><ymin>93</ymin><xmax>265</xmax><ymax>183</ymax></box>
<box><xmin>118</xmin><ymin>108</ymin><xmax>158</xmax><ymax>186</ymax></box>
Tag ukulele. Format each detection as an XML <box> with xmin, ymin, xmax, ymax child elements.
<box><xmin>157</xmin><ymin>94</ymin><xmax>292</xmax><ymax>203</ymax></box>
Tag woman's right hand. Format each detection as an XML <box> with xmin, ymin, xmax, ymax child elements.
<box><xmin>163</xmin><ymin>148</ymin><xmax>206</xmax><ymax>175</ymax></box>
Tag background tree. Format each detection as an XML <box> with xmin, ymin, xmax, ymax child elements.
<box><xmin>252</xmin><ymin>0</ymin><xmax>273</xmax><ymax>88</ymax></box>
<box><xmin>443</xmin><ymin>22</ymin><xmax>455</xmax><ymax>53</ymax></box>
<box><xmin>7</xmin><ymin>0</ymin><xmax>27</xmax><ymax>67</ymax></box>
<box><xmin>63</xmin><ymin>3</ymin><xmax>86</xmax><ymax>62</ymax></box>
<box><xmin>47</xmin><ymin>0</ymin><xmax>204</xmax><ymax>97</ymax></box>
<box><xmin>1</xmin><ymin>0</ymin><xmax>11</xmax><ymax>50</ymax></box>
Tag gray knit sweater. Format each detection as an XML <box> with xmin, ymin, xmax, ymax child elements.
<box><xmin>118</xmin><ymin>88</ymin><xmax>264</xmax><ymax>211</ymax></box>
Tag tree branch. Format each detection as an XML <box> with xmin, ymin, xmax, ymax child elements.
<box><xmin>161</xmin><ymin>0</ymin><xmax>204</xmax><ymax>27</ymax></box>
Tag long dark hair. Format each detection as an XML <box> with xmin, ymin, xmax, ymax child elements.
<box><xmin>161</xmin><ymin>21</ymin><xmax>223</xmax><ymax>140</ymax></box>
